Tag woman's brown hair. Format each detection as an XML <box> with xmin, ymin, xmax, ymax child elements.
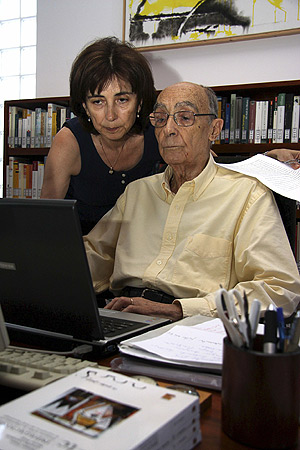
<box><xmin>70</xmin><ymin>36</ymin><xmax>156</xmax><ymax>134</ymax></box>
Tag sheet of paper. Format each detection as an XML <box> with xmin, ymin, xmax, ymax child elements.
<box><xmin>217</xmin><ymin>154</ymin><xmax>300</xmax><ymax>201</ymax></box>
<box><xmin>131</xmin><ymin>319</ymin><xmax>225</xmax><ymax>365</ymax></box>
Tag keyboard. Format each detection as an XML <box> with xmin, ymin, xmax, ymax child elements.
<box><xmin>101</xmin><ymin>316</ymin><xmax>146</xmax><ymax>337</ymax></box>
<box><xmin>0</xmin><ymin>347</ymin><xmax>109</xmax><ymax>392</ymax></box>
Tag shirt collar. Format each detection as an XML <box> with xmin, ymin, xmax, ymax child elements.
<box><xmin>161</xmin><ymin>154</ymin><xmax>217</xmax><ymax>200</ymax></box>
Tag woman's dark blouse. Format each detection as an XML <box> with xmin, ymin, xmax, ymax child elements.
<box><xmin>64</xmin><ymin>117</ymin><xmax>162</xmax><ymax>235</ymax></box>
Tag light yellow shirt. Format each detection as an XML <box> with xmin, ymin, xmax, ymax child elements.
<box><xmin>84</xmin><ymin>155</ymin><xmax>300</xmax><ymax>317</ymax></box>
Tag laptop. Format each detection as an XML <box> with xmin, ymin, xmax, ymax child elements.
<box><xmin>0</xmin><ymin>198</ymin><xmax>170</xmax><ymax>355</ymax></box>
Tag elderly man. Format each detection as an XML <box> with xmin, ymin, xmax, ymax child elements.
<box><xmin>84</xmin><ymin>82</ymin><xmax>300</xmax><ymax>321</ymax></box>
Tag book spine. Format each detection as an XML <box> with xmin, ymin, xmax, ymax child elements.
<box><xmin>26</xmin><ymin>163</ymin><xmax>33</xmax><ymax>198</ymax></box>
<box><xmin>32</xmin><ymin>161</ymin><xmax>38</xmax><ymax>199</ymax></box>
<box><xmin>8</xmin><ymin>106</ymin><xmax>14</xmax><ymax>147</ymax></box>
<box><xmin>41</xmin><ymin>111</ymin><xmax>47</xmax><ymax>147</ymax></box>
<box><xmin>234</xmin><ymin>96</ymin><xmax>242</xmax><ymax>143</ymax></box>
<box><xmin>229</xmin><ymin>93</ymin><xmax>236</xmax><ymax>144</ymax></box>
<box><xmin>284</xmin><ymin>93</ymin><xmax>294</xmax><ymax>143</ymax></box>
<box><xmin>254</xmin><ymin>101</ymin><xmax>262</xmax><ymax>144</ymax></box>
<box><xmin>267</xmin><ymin>99</ymin><xmax>274</xmax><ymax>143</ymax></box>
<box><xmin>261</xmin><ymin>100</ymin><xmax>269</xmax><ymax>143</ymax></box>
<box><xmin>31</xmin><ymin>111</ymin><xmax>36</xmax><ymax>147</ymax></box>
<box><xmin>241</xmin><ymin>97</ymin><xmax>250</xmax><ymax>144</ymax></box>
<box><xmin>224</xmin><ymin>103</ymin><xmax>230</xmax><ymax>144</ymax></box>
<box><xmin>35</xmin><ymin>107</ymin><xmax>42</xmax><ymax>147</ymax></box>
<box><xmin>291</xmin><ymin>95</ymin><xmax>300</xmax><ymax>143</ymax></box>
<box><xmin>18</xmin><ymin>163</ymin><xmax>25</xmax><ymax>198</ymax></box>
<box><xmin>272</xmin><ymin>97</ymin><xmax>278</xmax><ymax>143</ymax></box>
<box><xmin>276</xmin><ymin>92</ymin><xmax>286</xmax><ymax>143</ymax></box>
<box><xmin>7</xmin><ymin>157</ymin><xmax>15</xmax><ymax>198</ymax></box>
<box><xmin>13</xmin><ymin>160</ymin><xmax>19</xmax><ymax>198</ymax></box>
<box><xmin>37</xmin><ymin>162</ymin><xmax>44</xmax><ymax>198</ymax></box>
<box><xmin>248</xmin><ymin>100</ymin><xmax>256</xmax><ymax>144</ymax></box>
<box><xmin>60</xmin><ymin>107</ymin><xmax>67</xmax><ymax>129</ymax></box>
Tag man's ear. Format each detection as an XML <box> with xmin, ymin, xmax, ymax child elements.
<box><xmin>209</xmin><ymin>118</ymin><xmax>223</xmax><ymax>142</ymax></box>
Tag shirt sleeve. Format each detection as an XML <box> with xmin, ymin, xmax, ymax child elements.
<box><xmin>83</xmin><ymin>195</ymin><xmax>125</xmax><ymax>293</ymax></box>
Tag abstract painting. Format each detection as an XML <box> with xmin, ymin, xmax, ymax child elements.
<box><xmin>123</xmin><ymin>0</ymin><xmax>300</xmax><ymax>50</ymax></box>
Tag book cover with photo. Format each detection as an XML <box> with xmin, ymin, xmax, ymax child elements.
<box><xmin>0</xmin><ymin>368</ymin><xmax>201</xmax><ymax>450</ymax></box>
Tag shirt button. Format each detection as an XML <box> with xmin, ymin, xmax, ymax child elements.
<box><xmin>157</xmin><ymin>260</ymin><xmax>162</xmax><ymax>265</ymax></box>
<box><xmin>122</xmin><ymin>173</ymin><xmax>126</xmax><ymax>177</ymax></box>
<box><xmin>121</xmin><ymin>180</ymin><xmax>126</xmax><ymax>184</ymax></box>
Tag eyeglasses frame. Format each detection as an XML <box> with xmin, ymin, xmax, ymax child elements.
<box><xmin>149</xmin><ymin>111</ymin><xmax>217</xmax><ymax>128</ymax></box>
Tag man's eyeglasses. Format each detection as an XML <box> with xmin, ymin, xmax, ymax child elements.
<box><xmin>149</xmin><ymin>111</ymin><xmax>216</xmax><ymax>128</ymax></box>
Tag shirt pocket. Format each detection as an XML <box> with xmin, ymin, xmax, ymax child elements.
<box><xmin>172</xmin><ymin>234</ymin><xmax>232</xmax><ymax>292</ymax></box>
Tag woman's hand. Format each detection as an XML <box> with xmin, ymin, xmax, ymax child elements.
<box><xmin>265</xmin><ymin>149</ymin><xmax>300</xmax><ymax>169</ymax></box>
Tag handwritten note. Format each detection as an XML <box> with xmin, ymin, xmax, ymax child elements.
<box><xmin>130</xmin><ymin>319</ymin><xmax>225</xmax><ymax>365</ymax></box>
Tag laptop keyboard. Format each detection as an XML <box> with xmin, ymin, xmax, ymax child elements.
<box><xmin>101</xmin><ymin>316</ymin><xmax>146</xmax><ymax>338</ymax></box>
<box><xmin>0</xmin><ymin>348</ymin><xmax>109</xmax><ymax>392</ymax></box>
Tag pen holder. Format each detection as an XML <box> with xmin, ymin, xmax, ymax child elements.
<box><xmin>222</xmin><ymin>336</ymin><xmax>300</xmax><ymax>449</ymax></box>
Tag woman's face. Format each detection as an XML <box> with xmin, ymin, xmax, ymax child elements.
<box><xmin>83</xmin><ymin>77</ymin><xmax>140</xmax><ymax>141</ymax></box>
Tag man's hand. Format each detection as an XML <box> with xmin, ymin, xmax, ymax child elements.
<box><xmin>104</xmin><ymin>296</ymin><xmax>183</xmax><ymax>321</ymax></box>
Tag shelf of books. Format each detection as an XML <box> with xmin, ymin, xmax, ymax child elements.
<box><xmin>3</xmin><ymin>96</ymin><xmax>72</xmax><ymax>199</ymax></box>
<box><xmin>211</xmin><ymin>79</ymin><xmax>300</xmax><ymax>156</ymax></box>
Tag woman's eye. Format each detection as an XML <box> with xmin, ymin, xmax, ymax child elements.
<box><xmin>92</xmin><ymin>99</ymin><xmax>104</xmax><ymax>106</ymax></box>
<box><xmin>118</xmin><ymin>97</ymin><xmax>129</xmax><ymax>104</ymax></box>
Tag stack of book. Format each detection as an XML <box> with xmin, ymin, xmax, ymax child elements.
<box><xmin>7</xmin><ymin>103</ymin><xmax>75</xmax><ymax>149</ymax></box>
<box><xmin>0</xmin><ymin>367</ymin><xmax>201</xmax><ymax>450</ymax></box>
<box><xmin>6</xmin><ymin>156</ymin><xmax>46</xmax><ymax>199</ymax></box>
<box><xmin>215</xmin><ymin>92</ymin><xmax>300</xmax><ymax>145</ymax></box>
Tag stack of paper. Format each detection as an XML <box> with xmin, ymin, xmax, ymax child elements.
<box><xmin>0</xmin><ymin>367</ymin><xmax>201</xmax><ymax>450</ymax></box>
<box><xmin>119</xmin><ymin>318</ymin><xmax>225</xmax><ymax>373</ymax></box>
<box><xmin>217</xmin><ymin>154</ymin><xmax>300</xmax><ymax>201</ymax></box>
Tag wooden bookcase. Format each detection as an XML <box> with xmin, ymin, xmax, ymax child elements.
<box><xmin>3</xmin><ymin>81</ymin><xmax>300</xmax><ymax>254</ymax></box>
<box><xmin>3</xmin><ymin>96</ymin><xmax>70</xmax><ymax>198</ymax></box>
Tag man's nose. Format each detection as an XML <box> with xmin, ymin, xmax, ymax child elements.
<box><xmin>164</xmin><ymin>115</ymin><xmax>178</xmax><ymax>135</ymax></box>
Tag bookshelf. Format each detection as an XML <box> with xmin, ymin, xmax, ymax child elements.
<box><xmin>211</xmin><ymin>79</ymin><xmax>300</xmax><ymax>156</ymax></box>
<box><xmin>2</xmin><ymin>81</ymin><xmax>300</xmax><ymax>259</ymax></box>
<box><xmin>3</xmin><ymin>96</ymin><xmax>70</xmax><ymax>199</ymax></box>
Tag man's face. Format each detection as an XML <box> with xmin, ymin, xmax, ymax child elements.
<box><xmin>153</xmin><ymin>83</ymin><xmax>214</xmax><ymax>171</ymax></box>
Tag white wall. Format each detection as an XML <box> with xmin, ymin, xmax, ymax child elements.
<box><xmin>37</xmin><ymin>1</ymin><xmax>300</xmax><ymax>97</ymax></box>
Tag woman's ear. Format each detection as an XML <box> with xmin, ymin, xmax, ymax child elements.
<box><xmin>209</xmin><ymin>118</ymin><xmax>223</xmax><ymax>142</ymax></box>
<box><xmin>82</xmin><ymin>103</ymin><xmax>89</xmax><ymax>117</ymax></box>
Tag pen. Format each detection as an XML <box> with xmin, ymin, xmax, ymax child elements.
<box><xmin>243</xmin><ymin>291</ymin><xmax>252</xmax><ymax>348</ymax></box>
<box><xmin>287</xmin><ymin>311</ymin><xmax>300</xmax><ymax>352</ymax></box>
<box><xmin>249</xmin><ymin>299</ymin><xmax>261</xmax><ymax>339</ymax></box>
<box><xmin>263</xmin><ymin>304</ymin><xmax>278</xmax><ymax>354</ymax></box>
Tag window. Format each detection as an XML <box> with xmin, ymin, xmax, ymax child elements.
<box><xmin>0</xmin><ymin>0</ymin><xmax>37</xmax><ymax>196</ymax></box>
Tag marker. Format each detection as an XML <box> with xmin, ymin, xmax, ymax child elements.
<box><xmin>263</xmin><ymin>304</ymin><xmax>278</xmax><ymax>354</ymax></box>
<box><xmin>249</xmin><ymin>299</ymin><xmax>261</xmax><ymax>339</ymax></box>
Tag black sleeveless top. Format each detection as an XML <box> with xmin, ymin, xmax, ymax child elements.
<box><xmin>64</xmin><ymin>118</ymin><xmax>162</xmax><ymax>234</ymax></box>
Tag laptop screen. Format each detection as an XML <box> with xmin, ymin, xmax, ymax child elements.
<box><xmin>0</xmin><ymin>198</ymin><xmax>103</xmax><ymax>341</ymax></box>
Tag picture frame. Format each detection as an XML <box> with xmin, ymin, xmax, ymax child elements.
<box><xmin>123</xmin><ymin>0</ymin><xmax>300</xmax><ymax>52</ymax></box>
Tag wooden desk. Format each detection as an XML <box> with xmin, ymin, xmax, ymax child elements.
<box><xmin>1</xmin><ymin>354</ymin><xmax>299</xmax><ymax>449</ymax></box>
<box><xmin>197</xmin><ymin>391</ymin><xmax>300</xmax><ymax>450</ymax></box>
<box><xmin>101</xmin><ymin>357</ymin><xmax>300</xmax><ymax>449</ymax></box>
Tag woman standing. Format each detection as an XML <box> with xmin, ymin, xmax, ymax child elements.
<box><xmin>41</xmin><ymin>37</ymin><xmax>162</xmax><ymax>234</ymax></box>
